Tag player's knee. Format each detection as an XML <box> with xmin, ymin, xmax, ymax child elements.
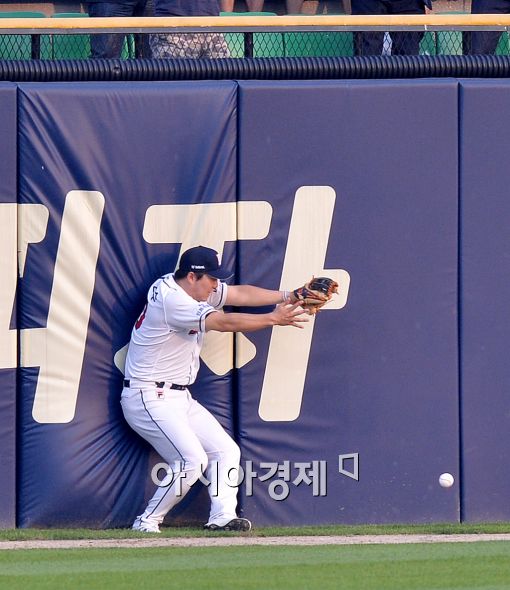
<box><xmin>230</xmin><ymin>440</ymin><xmax>241</xmax><ymax>463</ymax></box>
<box><xmin>220</xmin><ymin>438</ymin><xmax>241</xmax><ymax>464</ymax></box>
<box><xmin>186</xmin><ymin>449</ymin><xmax>209</xmax><ymax>480</ymax></box>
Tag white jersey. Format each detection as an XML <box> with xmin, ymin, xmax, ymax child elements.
<box><xmin>125</xmin><ymin>274</ymin><xmax>228</xmax><ymax>386</ymax></box>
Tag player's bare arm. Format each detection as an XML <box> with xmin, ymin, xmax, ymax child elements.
<box><xmin>225</xmin><ymin>285</ymin><xmax>298</xmax><ymax>307</ymax></box>
<box><xmin>205</xmin><ymin>302</ymin><xmax>308</xmax><ymax>333</ymax></box>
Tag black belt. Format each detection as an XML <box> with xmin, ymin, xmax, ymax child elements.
<box><xmin>123</xmin><ymin>379</ymin><xmax>187</xmax><ymax>391</ymax></box>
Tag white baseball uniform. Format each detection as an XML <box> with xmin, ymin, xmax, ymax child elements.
<box><xmin>121</xmin><ymin>273</ymin><xmax>241</xmax><ymax>528</ymax></box>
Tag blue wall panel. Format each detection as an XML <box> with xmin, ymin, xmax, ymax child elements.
<box><xmin>12</xmin><ymin>77</ymin><xmax>509</xmax><ymax>528</ymax></box>
<box><xmin>0</xmin><ymin>83</ymin><xmax>17</xmax><ymax>528</ymax></box>
<box><xmin>17</xmin><ymin>82</ymin><xmax>237</xmax><ymax>527</ymax></box>
<box><xmin>460</xmin><ymin>80</ymin><xmax>510</xmax><ymax>522</ymax></box>
<box><xmin>236</xmin><ymin>81</ymin><xmax>460</xmax><ymax>526</ymax></box>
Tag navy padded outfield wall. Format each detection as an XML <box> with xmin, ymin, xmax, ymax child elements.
<box><xmin>0</xmin><ymin>78</ymin><xmax>506</xmax><ymax>527</ymax></box>
<box><xmin>460</xmin><ymin>81</ymin><xmax>510</xmax><ymax>522</ymax></box>
<box><xmin>17</xmin><ymin>82</ymin><xmax>237</xmax><ymax>527</ymax></box>
<box><xmin>236</xmin><ymin>81</ymin><xmax>460</xmax><ymax>525</ymax></box>
<box><xmin>0</xmin><ymin>84</ymin><xmax>17</xmax><ymax>528</ymax></box>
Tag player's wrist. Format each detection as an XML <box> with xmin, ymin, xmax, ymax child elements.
<box><xmin>268</xmin><ymin>309</ymin><xmax>279</xmax><ymax>326</ymax></box>
<box><xmin>280</xmin><ymin>290</ymin><xmax>291</xmax><ymax>303</ymax></box>
<box><xmin>286</xmin><ymin>290</ymin><xmax>298</xmax><ymax>304</ymax></box>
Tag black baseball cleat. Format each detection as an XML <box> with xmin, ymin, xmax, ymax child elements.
<box><xmin>204</xmin><ymin>518</ymin><xmax>252</xmax><ymax>532</ymax></box>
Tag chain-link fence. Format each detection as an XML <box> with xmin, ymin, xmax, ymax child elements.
<box><xmin>1</xmin><ymin>15</ymin><xmax>510</xmax><ymax>59</ymax></box>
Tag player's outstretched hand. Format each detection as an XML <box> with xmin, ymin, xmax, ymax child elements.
<box><xmin>271</xmin><ymin>302</ymin><xmax>309</xmax><ymax>328</ymax></box>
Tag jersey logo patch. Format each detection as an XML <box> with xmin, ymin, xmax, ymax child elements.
<box><xmin>188</xmin><ymin>329</ymin><xmax>198</xmax><ymax>335</ymax></box>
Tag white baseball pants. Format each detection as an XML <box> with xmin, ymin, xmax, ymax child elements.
<box><xmin>121</xmin><ymin>385</ymin><xmax>241</xmax><ymax>527</ymax></box>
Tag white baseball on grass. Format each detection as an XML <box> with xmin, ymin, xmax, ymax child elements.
<box><xmin>439</xmin><ymin>473</ymin><xmax>454</xmax><ymax>488</ymax></box>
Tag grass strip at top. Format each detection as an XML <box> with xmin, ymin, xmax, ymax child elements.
<box><xmin>1</xmin><ymin>522</ymin><xmax>510</xmax><ymax>541</ymax></box>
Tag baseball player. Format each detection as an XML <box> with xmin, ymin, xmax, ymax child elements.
<box><xmin>121</xmin><ymin>245</ymin><xmax>310</xmax><ymax>533</ymax></box>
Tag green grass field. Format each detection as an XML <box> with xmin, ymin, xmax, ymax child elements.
<box><xmin>1</xmin><ymin>521</ymin><xmax>510</xmax><ymax>541</ymax></box>
<box><xmin>1</xmin><ymin>524</ymin><xmax>510</xmax><ymax>589</ymax></box>
<box><xmin>1</xmin><ymin>542</ymin><xmax>509</xmax><ymax>589</ymax></box>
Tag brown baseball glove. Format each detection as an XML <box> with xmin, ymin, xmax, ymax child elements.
<box><xmin>293</xmin><ymin>276</ymin><xmax>339</xmax><ymax>315</ymax></box>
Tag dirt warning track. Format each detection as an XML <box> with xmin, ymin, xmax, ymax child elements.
<box><xmin>1</xmin><ymin>533</ymin><xmax>510</xmax><ymax>550</ymax></box>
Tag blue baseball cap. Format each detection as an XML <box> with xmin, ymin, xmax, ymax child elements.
<box><xmin>178</xmin><ymin>246</ymin><xmax>233</xmax><ymax>280</ymax></box>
